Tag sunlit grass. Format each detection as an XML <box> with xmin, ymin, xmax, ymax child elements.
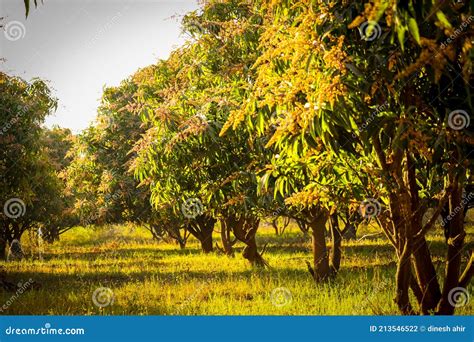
<box><xmin>1</xmin><ymin>222</ymin><xmax>472</xmax><ymax>315</ymax></box>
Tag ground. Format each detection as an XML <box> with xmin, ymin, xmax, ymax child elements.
<box><xmin>0</xmin><ymin>220</ymin><xmax>473</xmax><ymax>315</ymax></box>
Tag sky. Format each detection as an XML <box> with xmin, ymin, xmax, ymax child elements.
<box><xmin>0</xmin><ymin>0</ymin><xmax>199</xmax><ymax>133</ymax></box>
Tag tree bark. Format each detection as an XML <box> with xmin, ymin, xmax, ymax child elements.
<box><xmin>459</xmin><ymin>253</ymin><xmax>474</xmax><ymax>289</ymax></box>
<box><xmin>309</xmin><ymin>211</ymin><xmax>331</xmax><ymax>281</ymax></box>
<box><xmin>199</xmin><ymin>215</ymin><xmax>215</xmax><ymax>254</ymax></box>
<box><xmin>242</xmin><ymin>232</ymin><xmax>261</xmax><ymax>265</ymax></box>
<box><xmin>406</xmin><ymin>153</ymin><xmax>442</xmax><ymax>314</ymax></box>
<box><xmin>230</xmin><ymin>215</ymin><xmax>266</xmax><ymax>266</ymax></box>
<box><xmin>0</xmin><ymin>236</ymin><xmax>6</xmax><ymax>261</ymax></box>
<box><xmin>437</xmin><ymin>179</ymin><xmax>465</xmax><ymax>315</ymax></box>
<box><xmin>391</xmin><ymin>186</ymin><xmax>416</xmax><ymax>315</ymax></box>
<box><xmin>395</xmin><ymin>241</ymin><xmax>415</xmax><ymax>315</ymax></box>
<box><xmin>200</xmin><ymin>228</ymin><xmax>213</xmax><ymax>254</ymax></box>
<box><xmin>329</xmin><ymin>214</ymin><xmax>342</xmax><ymax>274</ymax></box>
<box><xmin>411</xmin><ymin>236</ymin><xmax>441</xmax><ymax>313</ymax></box>
<box><xmin>219</xmin><ymin>218</ymin><xmax>234</xmax><ymax>256</ymax></box>
<box><xmin>187</xmin><ymin>215</ymin><xmax>216</xmax><ymax>254</ymax></box>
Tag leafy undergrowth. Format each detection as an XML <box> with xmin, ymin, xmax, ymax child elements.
<box><xmin>1</xmin><ymin>223</ymin><xmax>472</xmax><ymax>315</ymax></box>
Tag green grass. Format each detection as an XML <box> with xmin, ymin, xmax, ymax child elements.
<box><xmin>1</xmin><ymin>222</ymin><xmax>472</xmax><ymax>315</ymax></box>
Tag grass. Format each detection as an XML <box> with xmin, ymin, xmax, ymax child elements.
<box><xmin>0</xmin><ymin>221</ymin><xmax>472</xmax><ymax>315</ymax></box>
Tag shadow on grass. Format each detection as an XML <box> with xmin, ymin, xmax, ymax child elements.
<box><xmin>41</xmin><ymin>245</ymin><xmax>205</xmax><ymax>262</ymax></box>
<box><xmin>3</xmin><ymin>258</ymin><xmax>400</xmax><ymax>295</ymax></box>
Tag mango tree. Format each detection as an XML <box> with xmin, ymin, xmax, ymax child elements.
<box><xmin>40</xmin><ymin>126</ymin><xmax>76</xmax><ymax>242</ymax></box>
<box><xmin>220</xmin><ymin>0</ymin><xmax>366</xmax><ymax>279</ymax></box>
<box><xmin>133</xmin><ymin>0</ymin><xmax>273</xmax><ymax>264</ymax></box>
<box><xmin>0</xmin><ymin>72</ymin><xmax>59</xmax><ymax>259</ymax></box>
<box><xmin>224</xmin><ymin>0</ymin><xmax>473</xmax><ymax>314</ymax></box>
<box><xmin>65</xmin><ymin>79</ymin><xmax>160</xmax><ymax>237</ymax></box>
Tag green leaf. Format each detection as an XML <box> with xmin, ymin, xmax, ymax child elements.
<box><xmin>408</xmin><ymin>18</ymin><xmax>421</xmax><ymax>44</ymax></box>
<box><xmin>257</xmin><ymin>112</ymin><xmax>264</xmax><ymax>134</ymax></box>
<box><xmin>259</xmin><ymin>172</ymin><xmax>270</xmax><ymax>193</ymax></box>
<box><xmin>435</xmin><ymin>11</ymin><xmax>452</xmax><ymax>29</ymax></box>
<box><xmin>24</xmin><ymin>0</ymin><xmax>29</xmax><ymax>17</ymax></box>
<box><xmin>397</xmin><ymin>26</ymin><xmax>406</xmax><ymax>50</ymax></box>
<box><xmin>321</xmin><ymin>111</ymin><xmax>329</xmax><ymax>133</ymax></box>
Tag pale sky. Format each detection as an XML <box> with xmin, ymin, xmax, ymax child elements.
<box><xmin>0</xmin><ymin>0</ymin><xmax>199</xmax><ymax>133</ymax></box>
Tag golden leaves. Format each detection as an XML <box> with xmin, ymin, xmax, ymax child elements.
<box><xmin>285</xmin><ymin>188</ymin><xmax>319</xmax><ymax>208</ymax></box>
<box><xmin>284</xmin><ymin>186</ymin><xmax>330</xmax><ymax>209</ymax></box>
<box><xmin>395</xmin><ymin>38</ymin><xmax>456</xmax><ymax>83</ymax></box>
<box><xmin>348</xmin><ymin>0</ymin><xmax>392</xmax><ymax>29</ymax></box>
<box><xmin>266</xmin><ymin>113</ymin><xmax>298</xmax><ymax>147</ymax></box>
<box><xmin>220</xmin><ymin>107</ymin><xmax>247</xmax><ymax>136</ymax></box>
<box><xmin>223</xmin><ymin>195</ymin><xmax>245</xmax><ymax>207</ymax></box>
<box><xmin>348</xmin><ymin>16</ymin><xmax>366</xmax><ymax>29</ymax></box>
<box><xmin>166</xmin><ymin>116</ymin><xmax>209</xmax><ymax>151</ymax></box>
<box><xmin>223</xmin><ymin>2</ymin><xmax>349</xmax><ymax>143</ymax></box>
<box><xmin>461</xmin><ymin>38</ymin><xmax>473</xmax><ymax>82</ymax></box>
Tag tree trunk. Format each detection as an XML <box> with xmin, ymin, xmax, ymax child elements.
<box><xmin>309</xmin><ymin>212</ymin><xmax>331</xmax><ymax>281</ymax></box>
<box><xmin>437</xmin><ymin>179</ymin><xmax>465</xmax><ymax>315</ymax></box>
<box><xmin>242</xmin><ymin>233</ymin><xmax>261</xmax><ymax>265</ymax></box>
<box><xmin>231</xmin><ymin>215</ymin><xmax>266</xmax><ymax>266</ymax></box>
<box><xmin>406</xmin><ymin>153</ymin><xmax>442</xmax><ymax>314</ymax></box>
<box><xmin>201</xmin><ymin>228</ymin><xmax>213</xmax><ymax>254</ymax></box>
<box><xmin>395</xmin><ymin>241</ymin><xmax>415</xmax><ymax>315</ymax></box>
<box><xmin>329</xmin><ymin>214</ymin><xmax>342</xmax><ymax>274</ymax></box>
<box><xmin>272</xmin><ymin>217</ymin><xmax>280</xmax><ymax>235</ymax></box>
<box><xmin>199</xmin><ymin>216</ymin><xmax>215</xmax><ymax>254</ymax></box>
<box><xmin>411</xmin><ymin>237</ymin><xmax>441</xmax><ymax>314</ymax></box>
<box><xmin>459</xmin><ymin>253</ymin><xmax>473</xmax><ymax>289</ymax></box>
<box><xmin>0</xmin><ymin>236</ymin><xmax>6</xmax><ymax>261</ymax></box>
<box><xmin>220</xmin><ymin>219</ymin><xmax>234</xmax><ymax>256</ymax></box>
<box><xmin>390</xmin><ymin>186</ymin><xmax>416</xmax><ymax>315</ymax></box>
<box><xmin>187</xmin><ymin>215</ymin><xmax>216</xmax><ymax>254</ymax></box>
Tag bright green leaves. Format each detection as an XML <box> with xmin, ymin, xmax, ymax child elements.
<box><xmin>130</xmin><ymin>0</ymin><xmax>269</xmax><ymax>219</ymax></box>
<box><xmin>408</xmin><ymin>17</ymin><xmax>420</xmax><ymax>45</ymax></box>
<box><xmin>23</xmin><ymin>0</ymin><xmax>40</xmax><ymax>18</ymax></box>
<box><xmin>65</xmin><ymin>78</ymin><xmax>153</xmax><ymax>226</ymax></box>
<box><xmin>0</xmin><ymin>72</ymin><xmax>64</xmax><ymax>237</ymax></box>
<box><xmin>435</xmin><ymin>10</ymin><xmax>453</xmax><ymax>30</ymax></box>
<box><xmin>24</xmin><ymin>0</ymin><xmax>30</xmax><ymax>17</ymax></box>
